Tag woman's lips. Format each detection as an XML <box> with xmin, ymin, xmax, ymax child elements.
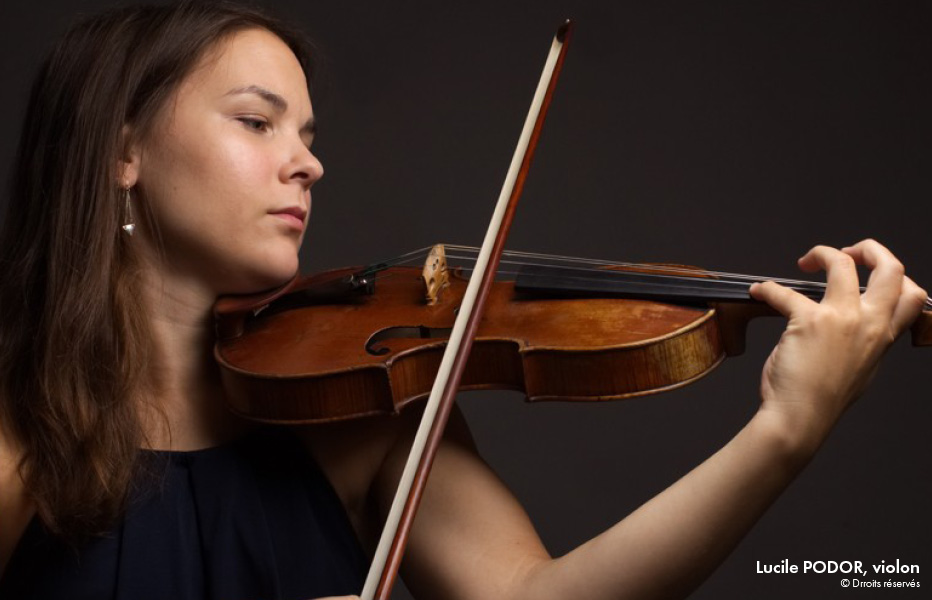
<box><xmin>269</xmin><ymin>206</ymin><xmax>307</xmax><ymax>230</ymax></box>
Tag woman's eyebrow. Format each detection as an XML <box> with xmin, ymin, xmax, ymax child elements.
<box><xmin>225</xmin><ymin>84</ymin><xmax>316</xmax><ymax>135</ymax></box>
<box><xmin>225</xmin><ymin>84</ymin><xmax>288</xmax><ymax>112</ymax></box>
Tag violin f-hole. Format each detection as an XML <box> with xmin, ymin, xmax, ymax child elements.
<box><xmin>365</xmin><ymin>325</ymin><xmax>454</xmax><ymax>356</ymax></box>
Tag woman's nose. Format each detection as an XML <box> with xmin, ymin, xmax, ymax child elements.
<box><xmin>283</xmin><ymin>146</ymin><xmax>324</xmax><ymax>188</ymax></box>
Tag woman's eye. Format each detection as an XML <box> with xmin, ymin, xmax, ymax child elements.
<box><xmin>239</xmin><ymin>117</ymin><xmax>268</xmax><ymax>132</ymax></box>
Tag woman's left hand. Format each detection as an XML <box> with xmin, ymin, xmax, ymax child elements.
<box><xmin>749</xmin><ymin>239</ymin><xmax>927</xmax><ymax>448</ymax></box>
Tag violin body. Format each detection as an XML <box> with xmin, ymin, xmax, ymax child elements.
<box><xmin>215</xmin><ymin>264</ymin><xmax>746</xmax><ymax>424</ymax></box>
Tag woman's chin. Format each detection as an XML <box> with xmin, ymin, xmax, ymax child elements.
<box><xmin>219</xmin><ymin>258</ymin><xmax>300</xmax><ymax>296</ymax></box>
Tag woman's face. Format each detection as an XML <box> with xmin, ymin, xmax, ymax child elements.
<box><xmin>129</xmin><ymin>28</ymin><xmax>321</xmax><ymax>295</ymax></box>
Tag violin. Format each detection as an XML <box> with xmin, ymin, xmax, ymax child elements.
<box><xmin>213</xmin><ymin>243</ymin><xmax>932</xmax><ymax>424</ymax></box>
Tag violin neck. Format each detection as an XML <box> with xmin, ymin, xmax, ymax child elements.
<box><xmin>513</xmin><ymin>264</ymin><xmax>826</xmax><ymax>304</ymax></box>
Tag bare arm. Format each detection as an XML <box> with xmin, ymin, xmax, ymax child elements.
<box><xmin>366</xmin><ymin>239</ymin><xmax>926</xmax><ymax>600</ymax></box>
<box><xmin>373</xmin><ymin>391</ymin><xmax>805</xmax><ymax>600</ymax></box>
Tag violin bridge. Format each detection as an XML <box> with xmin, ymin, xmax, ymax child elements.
<box><xmin>422</xmin><ymin>244</ymin><xmax>450</xmax><ymax>304</ymax></box>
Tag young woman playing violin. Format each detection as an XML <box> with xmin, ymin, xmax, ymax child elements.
<box><xmin>0</xmin><ymin>2</ymin><xmax>927</xmax><ymax>599</ymax></box>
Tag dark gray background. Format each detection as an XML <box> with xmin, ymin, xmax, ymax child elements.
<box><xmin>2</xmin><ymin>1</ymin><xmax>930</xmax><ymax>599</ymax></box>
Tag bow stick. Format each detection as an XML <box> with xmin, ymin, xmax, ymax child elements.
<box><xmin>361</xmin><ymin>20</ymin><xmax>575</xmax><ymax>600</ymax></box>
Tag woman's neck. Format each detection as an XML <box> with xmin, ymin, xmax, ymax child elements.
<box><xmin>137</xmin><ymin>271</ymin><xmax>249</xmax><ymax>451</ymax></box>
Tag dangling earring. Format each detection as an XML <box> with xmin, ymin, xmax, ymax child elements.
<box><xmin>122</xmin><ymin>187</ymin><xmax>136</xmax><ymax>236</ymax></box>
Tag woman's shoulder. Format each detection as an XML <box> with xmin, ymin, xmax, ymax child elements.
<box><xmin>0</xmin><ymin>421</ymin><xmax>35</xmax><ymax>577</ymax></box>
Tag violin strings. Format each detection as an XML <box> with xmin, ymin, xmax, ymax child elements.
<box><xmin>379</xmin><ymin>246</ymin><xmax>828</xmax><ymax>295</ymax></box>
<box><xmin>366</xmin><ymin>262</ymin><xmax>815</xmax><ymax>302</ymax></box>
<box><xmin>382</xmin><ymin>245</ymin><xmax>817</xmax><ymax>294</ymax></box>
<box><xmin>449</xmin><ymin>262</ymin><xmax>822</xmax><ymax>299</ymax></box>
<box><xmin>445</xmin><ymin>245</ymin><xmax>832</xmax><ymax>290</ymax></box>
<box><xmin>489</xmin><ymin>245</ymin><xmax>927</xmax><ymax>308</ymax></box>
<box><xmin>367</xmin><ymin>251</ymin><xmax>810</xmax><ymax>300</ymax></box>
<box><xmin>367</xmin><ymin>244</ymin><xmax>787</xmax><ymax>286</ymax></box>
<box><xmin>467</xmin><ymin>267</ymin><xmax>823</xmax><ymax>300</ymax></box>
<box><xmin>442</xmin><ymin>246</ymin><xmax>835</xmax><ymax>294</ymax></box>
<box><xmin>363</xmin><ymin>245</ymin><xmax>931</xmax><ymax>309</ymax></box>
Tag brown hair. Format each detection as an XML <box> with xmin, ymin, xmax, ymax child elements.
<box><xmin>0</xmin><ymin>0</ymin><xmax>313</xmax><ymax>542</ymax></box>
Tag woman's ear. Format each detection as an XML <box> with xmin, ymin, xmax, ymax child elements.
<box><xmin>119</xmin><ymin>124</ymin><xmax>141</xmax><ymax>188</ymax></box>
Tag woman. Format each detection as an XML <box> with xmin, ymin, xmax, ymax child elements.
<box><xmin>0</xmin><ymin>1</ymin><xmax>927</xmax><ymax>599</ymax></box>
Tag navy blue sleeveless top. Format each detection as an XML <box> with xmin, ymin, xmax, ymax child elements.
<box><xmin>0</xmin><ymin>428</ymin><xmax>368</xmax><ymax>599</ymax></box>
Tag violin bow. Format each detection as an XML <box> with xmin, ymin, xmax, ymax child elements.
<box><xmin>361</xmin><ymin>20</ymin><xmax>575</xmax><ymax>600</ymax></box>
